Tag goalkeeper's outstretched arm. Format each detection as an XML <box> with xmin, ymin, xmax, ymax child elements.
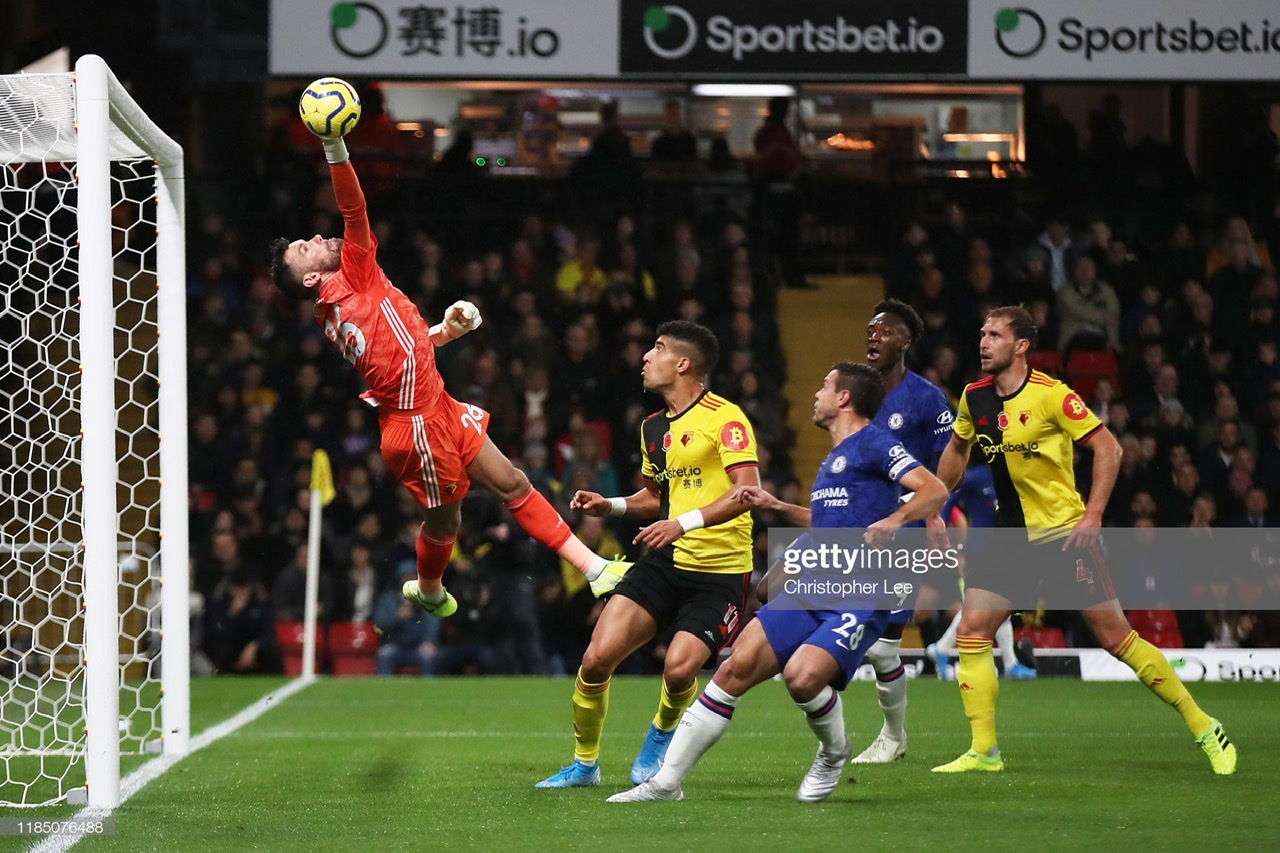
<box><xmin>319</xmin><ymin>135</ymin><xmax>373</xmax><ymax>251</ymax></box>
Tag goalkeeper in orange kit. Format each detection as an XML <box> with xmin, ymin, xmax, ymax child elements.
<box><xmin>269</xmin><ymin>108</ymin><xmax>629</xmax><ymax>618</ymax></box>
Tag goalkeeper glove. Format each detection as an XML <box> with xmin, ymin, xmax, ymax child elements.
<box><xmin>429</xmin><ymin>300</ymin><xmax>482</xmax><ymax>346</ymax></box>
<box><xmin>321</xmin><ymin>138</ymin><xmax>349</xmax><ymax>165</ymax></box>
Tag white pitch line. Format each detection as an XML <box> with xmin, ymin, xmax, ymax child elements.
<box><xmin>228</xmin><ymin>728</ymin><xmax>1176</xmax><ymax>740</ymax></box>
<box><xmin>27</xmin><ymin>677</ymin><xmax>315</xmax><ymax>853</ymax></box>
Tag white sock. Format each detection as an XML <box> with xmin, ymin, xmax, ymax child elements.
<box><xmin>798</xmin><ymin>685</ymin><xmax>846</xmax><ymax>754</ymax></box>
<box><xmin>935</xmin><ymin>611</ymin><xmax>961</xmax><ymax>657</ymax></box>
<box><xmin>583</xmin><ymin>556</ymin><xmax>606</xmax><ymax>581</ymax></box>
<box><xmin>651</xmin><ymin>681</ymin><xmax>739</xmax><ymax>788</ymax></box>
<box><xmin>996</xmin><ymin>618</ymin><xmax>1018</xmax><ymax>670</ymax></box>
<box><xmin>866</xmin><ymin>637</ymin><xmax>907</xmax><ymax>741</ymax></box>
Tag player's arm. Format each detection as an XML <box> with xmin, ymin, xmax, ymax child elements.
<box><xmin>935</xmin><ymin>432</ymin><xmax>972</xmax><ymax>492</ymax></box>
<box><xmin>319</xmin><ymin>137</ymin><xmax>373</xmax><ymax>252</ymax></box>
<box><xmin>428</xmin><ymin>300</ymin><xmax>483</xmax><ymax>347</ymax></box>
<box><xmin>1063</xmin><ymin>424</ymin><xmax>1122</xmax><ymax>550</ymax></box>
<box><xmin>866</xmin><ymin>467</ymin><xmax>949</xmax><ymax>545</ymax></box>
<box><xmin>633</xmin><ymin>464</ymin><xmax>760</xmax><ymax>550</ymax></box>
<box><xmin>571</xmin><ymin>482</ymin><xmax>662</xmax><ymax>521</ymax></box>
<box><xmin>731</xmin><ymin>484</ymin><xmax>810</xmax><ymax>527</ymax></box>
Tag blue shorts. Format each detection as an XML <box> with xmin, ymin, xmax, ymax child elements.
<box><xmin>756</xmin><ymin>606</ymin><xmax>890</xmax><ymax>690</ymax></box>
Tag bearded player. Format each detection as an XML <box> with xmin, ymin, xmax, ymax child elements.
<box><xmin>269</xmin><ymin>120</ymin><xmax>629</xmax><ymax>619</ymax></box>
<box><xmin>930</xmin><ymin>306</ymin><xmax>1234</xmax><ymax>775</ymax></box>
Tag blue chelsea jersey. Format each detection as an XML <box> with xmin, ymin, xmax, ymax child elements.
<box><xmin>872</xmin><ymin>370</ymin><xmax>952</xmax><ymax>473</ymax></box>
<box><xmin>944</xmin><ymin>462</ymin><xmax>997</xmax><ymax>528</ymax></box>
<box><xmin>810</xmin><ymin>425</ymin><xmax>921</xmax><ymax>528</ymax></box>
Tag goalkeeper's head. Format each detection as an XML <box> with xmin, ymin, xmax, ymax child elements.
<box><xmin>270</xmin><ymin>235</ymin><xmax>343</xmax><ymax>299</ymax></box>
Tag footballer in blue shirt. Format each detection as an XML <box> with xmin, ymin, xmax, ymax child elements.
<box><xmin>607</xmin><ymin>362</ymin><xmax>947</xmax><ymax>804</ymax></box>
<box><xmin>855</xmin><ymin>298</ymin><xmax>954</xmax><ymax>764</ymax></box>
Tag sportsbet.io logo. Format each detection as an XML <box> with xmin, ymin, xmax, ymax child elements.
<box><xmin>643</xmin><ymin>5</ymin><xmax>698</xmax><ymax>59</ymax></box>
<box><xmin>994</xmin><ymin>7</ymin><xmax>1046</xmax><ymax>58</ymax></box>
<box><xmin>330</xmin><ymin>1</ymin><xmax>388</xmax><ymax>59</ymax></box>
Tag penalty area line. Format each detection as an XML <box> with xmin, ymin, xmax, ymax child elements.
<box><xmin>28</xmin><ymin>676</ymin><xmax>316</xmax><ymax>853</ymax></box>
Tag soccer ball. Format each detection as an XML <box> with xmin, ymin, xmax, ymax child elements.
<box><xmin>298</xmin><ymin>77</ymin><xmax>361</xmax><ymax>140</ymax></box>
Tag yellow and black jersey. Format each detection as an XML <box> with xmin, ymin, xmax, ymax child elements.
<box><xmin>954</xmin><ymin>369</ymin><xmax>1103</xmax><ymax>542</ymax></box>
<box><xmin>640</xmin><ymin>390</ymin><xmax>757</xmax><ymax>574</ymax></box>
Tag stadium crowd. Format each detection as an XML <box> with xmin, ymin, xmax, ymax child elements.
<box><xmin>188</xmin><ymin>101</ymin><xmax>1280</xmax><ymax>676</ymax></box>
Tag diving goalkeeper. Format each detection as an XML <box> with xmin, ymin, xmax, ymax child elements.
<box><xmin>269</xmin><ymin>117</ymin><xmax>629</xmax><ymax>618</ymax></box>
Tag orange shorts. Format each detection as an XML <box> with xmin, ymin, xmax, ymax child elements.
<box><xmin>378</xmin><ymin>392</ymin><xmax>491</xmax><ymax>509</ymax></box>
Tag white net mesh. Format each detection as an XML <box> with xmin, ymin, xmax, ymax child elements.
<box><xmin>0</xmin><ymin>71</ymin><xmax>164</xmax><ymax>806</ymax></box>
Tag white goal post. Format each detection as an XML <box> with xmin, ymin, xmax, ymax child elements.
<box><xmin>0</xmin><ymin>54</ymin><xmax>188</xmax><ymax>808</ymax></box>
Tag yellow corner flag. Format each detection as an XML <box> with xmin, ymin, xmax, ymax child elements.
<box><xmin>310</xmin><ymin>449</ymin><xmax>337</xmax><ymax>508</ymax></box>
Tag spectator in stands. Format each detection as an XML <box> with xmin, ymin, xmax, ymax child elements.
<box><xmin>374</xmin><ymin>567</ymin><xmax>440</xmax><ymax>676</ymax></box>
<box><xmin>1131</xmin><ymin>362</ymin><xmax>1181</xmax><ymax>426</ymax></box>
<box><xmin>1205</xmin><ymin>216</ymin><xmax>1274</xmax><ymax>279</ymax></box>
<box><xmin>204</xmin><ymin>566</ymin><xmax>281</xmax><ymax>674</ymax></box>
<box><xmin>1258</xmin><ymin>418</ymin><xmax>1280</xmax><ymax>501</ymax></box>
<box><xmin>1230</xmin><ymin>486</ymin><xmax>1276</xmax><ymax>529</ymax></box>
<box><xmin>1208</xmin><ymin>230</ymin><xmax>1267</xmax><ymax>335</ymax></box>
<box><xmin>1157</xmin><ymin>461</ymin><xmax>1201</xmax><ymax>526</ymax></box>
<box><xmin>434</xmin><ymin>563</ymin><xmax>505</xmax><ymax>675</ymax></box>
<box><xmin>1153</xmin><ymin>221</ymin><xmax>1205</xmax><ymax>291</ymax></box>
<box><xmin>886</xmin><ymin>221</ymin><xmax>935</xmax><ymax>301</ymax></box>
<box><xmin>463</xmin><ymin>349</ymin><xmax>522</xmax><ymax>449</ymax></box>
<box><xmin>272</xmin><ymin>543</ymin><xmax>330</xmax><ymax>623</ymax></box>
<box><xmin>1002</xmin><ymin>244</ymin><xmax>1055</xmax><ymax>307</ymax></box>
<box><xmin>562</xmin><ymin>427</ymin><xmax>619</xmax><ymax>500</ymax></box>
<box><xmin>1203</xmin><ymin>579</ymin><xmax>1250</xmax><ymax>650</ymax></box>
<box><xmin>1057</xmin><ymin>254</ymin><xmax>1121</xmax><ymax>356</ymax></box>
<box><xmin>1244</xmin><ymin>342</ymin><xmax>1280</xmax><ymax>410</ymax></box>
<box><xmin>570</xmin><ymin>99</ymin><xmax>640</xmax><ymax>223</ymax></box>
<box><xmin>932</xmin><ymin>201</ymin><xmax>975</xmax><ymax>283</ymax></box>
<box><xmin>650</xmin><ymin>99</ymin><xmax>697</xmax><ymax>163</ymax></box>
<box><xmin>1036</xmin><ymin>214</ymin><xmax>1075</xmax><ymax>291</ymax></box>
<box><xmin>557</xmin><ymin>322</ymin><xmax>610</xmax><ymax>415</ymax></box>
<box><xmin>732</xmin><ymin>369</ymin><xmax>790</xmax><ymax>453</ymax></box>
<box><xmin>750</xmin><ymin>96</ymin><xmax>811</xmax><ymax>290</ymax></box>
<box><xmin>331</xmin><ymin>542</ymin><xmax>379</xmax><ymax>624</ymax></box>
<box><xmin>556</xmin><ymin>232</ymin><xmax>608</xmax><ymax>305</ymax></box>
<box><xmin>510</xmin><ymin>313</ymin><xmax>560</xmax><ymax>375</ymax></box>
<box><xmin>1198</xmin><ymin>419</ymin><xmax>1246</xmax><ymax>498</ymax></box>
<box><xmin>541</xmin><ymin>516</ymin><xmax>617</xmax><ymax>675</ymax></box>
<box><xmin>337</xmin><ymin>402</ymin><xmax>379</xmax><ymax>467</ymax></box>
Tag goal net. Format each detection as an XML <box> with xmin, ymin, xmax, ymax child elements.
<box><xmin>0</xmin><ymin>55</ymin><xmax>188</xmax><ymax>808</ymax></box>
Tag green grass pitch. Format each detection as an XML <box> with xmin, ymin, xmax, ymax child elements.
<box><xmin>9</xmin><ymin>676</ymin><xmax>1278</xmax><ymax>852</ymax></box>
